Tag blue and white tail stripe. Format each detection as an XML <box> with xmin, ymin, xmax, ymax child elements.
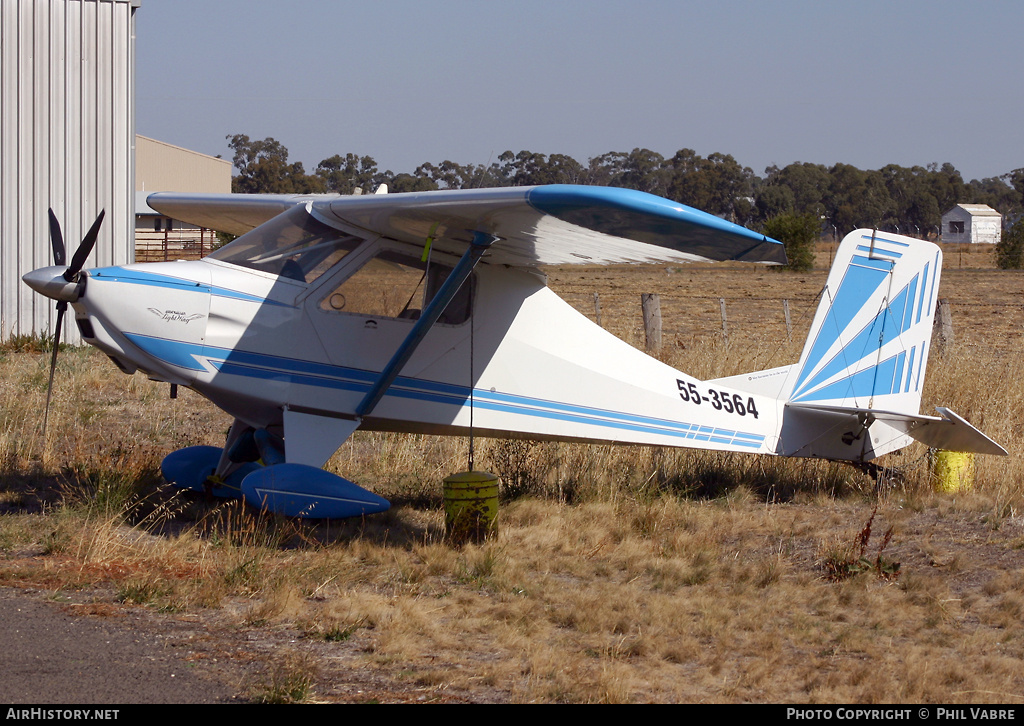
<box><xmin>788</xmin><ymin>231</ymin><xmax>941</xmax><ymax>408</ymax></box>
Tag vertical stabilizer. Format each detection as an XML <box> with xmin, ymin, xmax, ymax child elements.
<box><xmin>790</xmin><ymin>229</ymin><xmax>941</xmax><ymax>413</ymax></box>
<box><xmin>780</xmin><ymin>229</ymin><xmax>944</xmax><ymax>460</ymax></box>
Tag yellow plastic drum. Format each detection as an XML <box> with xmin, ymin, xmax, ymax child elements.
<box><xmin>443</xmin><ymin>471</ymin><xmax>499</xmax><ymax>543</ymax></box>
<box><xmin>933</xmin><ymin>450</ymin><xmax>975</xmax><ymax>493</ymax></box>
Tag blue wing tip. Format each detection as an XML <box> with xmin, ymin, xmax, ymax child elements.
<box><xmin>527</xmin><ymin>184</ymin><xmax>784</xmax><ymax>262</ymax></box>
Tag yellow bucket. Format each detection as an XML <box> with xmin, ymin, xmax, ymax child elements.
<box><xmin>443</xmin><ymin>471</ymin><xmax>499</xmax><ymax>543</ymax></box>
<box><xmin>933</xmin><ymin>450</ymin><xmax>975</xmax><ymax>493</ymax></box>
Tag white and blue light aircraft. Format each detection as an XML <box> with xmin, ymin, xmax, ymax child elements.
<box><xmin>24</xmin><ymin>185</ymin><xmax>1005</xmax><ymax>518</ymax></box>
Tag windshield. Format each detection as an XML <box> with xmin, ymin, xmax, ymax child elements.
<box><xmin>208</xmin><ymin>204</ymin><xmax>366</xmax><ymax>283</ymax></box>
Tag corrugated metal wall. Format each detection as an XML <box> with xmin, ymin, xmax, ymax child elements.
<box><xmin>0</xmin><ymin>0</ymin><xmax>137</xmax><ymax>342</ymax></box>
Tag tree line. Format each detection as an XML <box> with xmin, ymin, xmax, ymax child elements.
<box><xmin>226</xmin><ymin>134</ymin><xmax>1024</xmax><ymax>241</ymax></box>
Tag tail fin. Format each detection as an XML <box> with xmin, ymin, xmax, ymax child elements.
<box><xmin>777</xmin><ymin>230</ymin><xmax>1004</xmax><ymax>461</ymax></box>
<box><xmin>789</xmin><ymin>229</ymin><xmax>940</xmax><ymax>413</ymax></box>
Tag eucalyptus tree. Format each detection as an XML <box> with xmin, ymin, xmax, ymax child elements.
<box><xmin>667</xmin><ymin>150</ymin><xmax>754</xmax><ymax>222</ymax></box>
<box><xmin>226</xmin><ymin>134</ymin><xmax>325</xmax><ymax>194</ymax></box>
<box><xmin>824</xmin><ymin>163</ymin><xmax>892</xmax><ymax>232</ymax></box>
<box><xmin>497</xmin><ymin>150</ymin><xmax>588</xmax><ymax>186</ymax></box>
<box><xmin>587</xmin><ymin>149</ymin><xmax>670</xmax><ymax>195</ymax></box>
<box><xmin>315</xmin><ymin>153</ymin><xmax>383</xmax><ymax>195</ymax></box>
<box><xmin>968</xmin><ymin>176</ymin><xmax>1021</xmax><ymax>216</ymax></box>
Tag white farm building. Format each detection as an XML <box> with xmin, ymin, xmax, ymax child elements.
<box><xmin>941</xmin><ymin>204</ymin><xmax>1002</xmax><ymax>245</ymax></box>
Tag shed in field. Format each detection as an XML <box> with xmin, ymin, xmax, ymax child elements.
<box><xmin>941</xmin><ymin>204</ymin><xmax>1002</xmax><ymax>245</ymax></box>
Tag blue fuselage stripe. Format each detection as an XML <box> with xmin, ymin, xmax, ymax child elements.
<box><xmin>90</xmin><ymin>267</ymin><xmax>292</xmax><ymax>306</ymax></box>
<box><xmin>126</xmin><ymin>334</ymin><xmax>766</xmax><ymax>449</ymax></box>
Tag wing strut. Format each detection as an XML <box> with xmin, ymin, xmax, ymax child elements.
<box><xmin>355</xmin><ymin>231</ymin><xmax>497</xmax><ymax>419</ymax></box>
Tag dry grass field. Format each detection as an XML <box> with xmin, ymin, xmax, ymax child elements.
<box><xmin>1</xmin><ymin>241</ymin><xmax>1023</xmax><ymax>703</ymax></box>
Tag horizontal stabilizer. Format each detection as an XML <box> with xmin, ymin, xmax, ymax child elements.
<box><xmin>788</xmin><ymin>403</ymin><xmax>1007</xmax><ymax>457</ymax></box>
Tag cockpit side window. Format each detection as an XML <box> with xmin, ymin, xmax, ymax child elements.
<box><xmin>207</xmin><ymin>205</ymin><xmax>365</xmax><ymax>284</ymax></box>
<box><xmin>425</xmin><ymin>263</ymin><xmax>472</xmax><ymax>324</ymax></box>
<box><xmin>318</xmin><ymin>248</ymin><xmax>473</xmax><ymax>325</ymax></box>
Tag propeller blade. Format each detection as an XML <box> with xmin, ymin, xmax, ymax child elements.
<box><xmin>42</xmin><ymin>207</ymin><xmax>102</xmax><ymax>440</ymax></box>
<box><xmin>48</xmin><ymin>209</ymin><xmax>66</xmax><ymax>266</ymax></box>
<box><xmin>65</xmin><ymin>209</ymin><xmax>105</xmax><ymax>281</ymax></box>
<box><xmin>42</xmin><ymin>301</ymin><xmax>67</xmax><ymax>441</ymax></box>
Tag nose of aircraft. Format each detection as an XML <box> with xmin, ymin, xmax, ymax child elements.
<box><xmin>22</xmin><ymin>265</ymin><xmax>85</xmax><ymax>303</ymax></box>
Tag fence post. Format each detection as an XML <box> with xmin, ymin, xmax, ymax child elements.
<box><xmin>933</xmin><ymin>298</ymin><xmax>954</xmax><ymax>353</ymax></box>
<box><xmin>719</xmin><ymin>298</ymin><xmax>729</xmax><ymax>342</ymax></box>
<box><xmin>641</xmin><ymin>293</ymin><xmax>662</xmax><ymax>352</ymax></box>
<box><xmin>593</xmin><ymin>292</ymin><xmax>602</xmax><ymax>327</ymax></box>
<box><xmin>783</xmin><ymin>299</ymin><xmax>792</xmax><ymax>341</ymax></box>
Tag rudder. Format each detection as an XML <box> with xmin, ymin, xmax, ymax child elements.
<box><xmin>776</xmin><ymin>229</ymin><xmax>948</xmax><ymax>461</ymax></box>
<box><xmin>788</xmin><ymin>229</ymin><xmax>942</xmax><ymax>414</ymax></box>
<box><xmin>716</xmin><ymin>229</ymin><xmax>1002</xmax><ymax>462</ymax></box>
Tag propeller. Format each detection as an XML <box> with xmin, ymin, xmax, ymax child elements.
<box><xmin>41</xmin><ymin>208</ymin><xmax>104</xmax><ymax>440</ymax></box>
<box><xmin>48</xmin><ymin>209</ymin><xmax>66</xmax><ymax>266</ymax></box>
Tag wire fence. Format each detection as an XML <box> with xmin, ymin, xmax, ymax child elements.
<box><xmin>557</xmin><ymin>288</ymin><xmax>1024</xmax><ymax>359</ymax></box>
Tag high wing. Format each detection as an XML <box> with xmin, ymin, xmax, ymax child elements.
<box><xmin>146</xmin><ymin>193</ymin><xmax>319</xmax><ymax>237</ymax></box>
<box><xmin>148</xmin><ymin>185</ymin><xmax>785</xmax><ymax>267</ymax></box>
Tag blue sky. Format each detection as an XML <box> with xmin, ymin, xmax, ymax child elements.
<box><xmin>135</xmin><ymin>0</ymin><xmax>1023</xmax><ymax>182</ymax></box>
